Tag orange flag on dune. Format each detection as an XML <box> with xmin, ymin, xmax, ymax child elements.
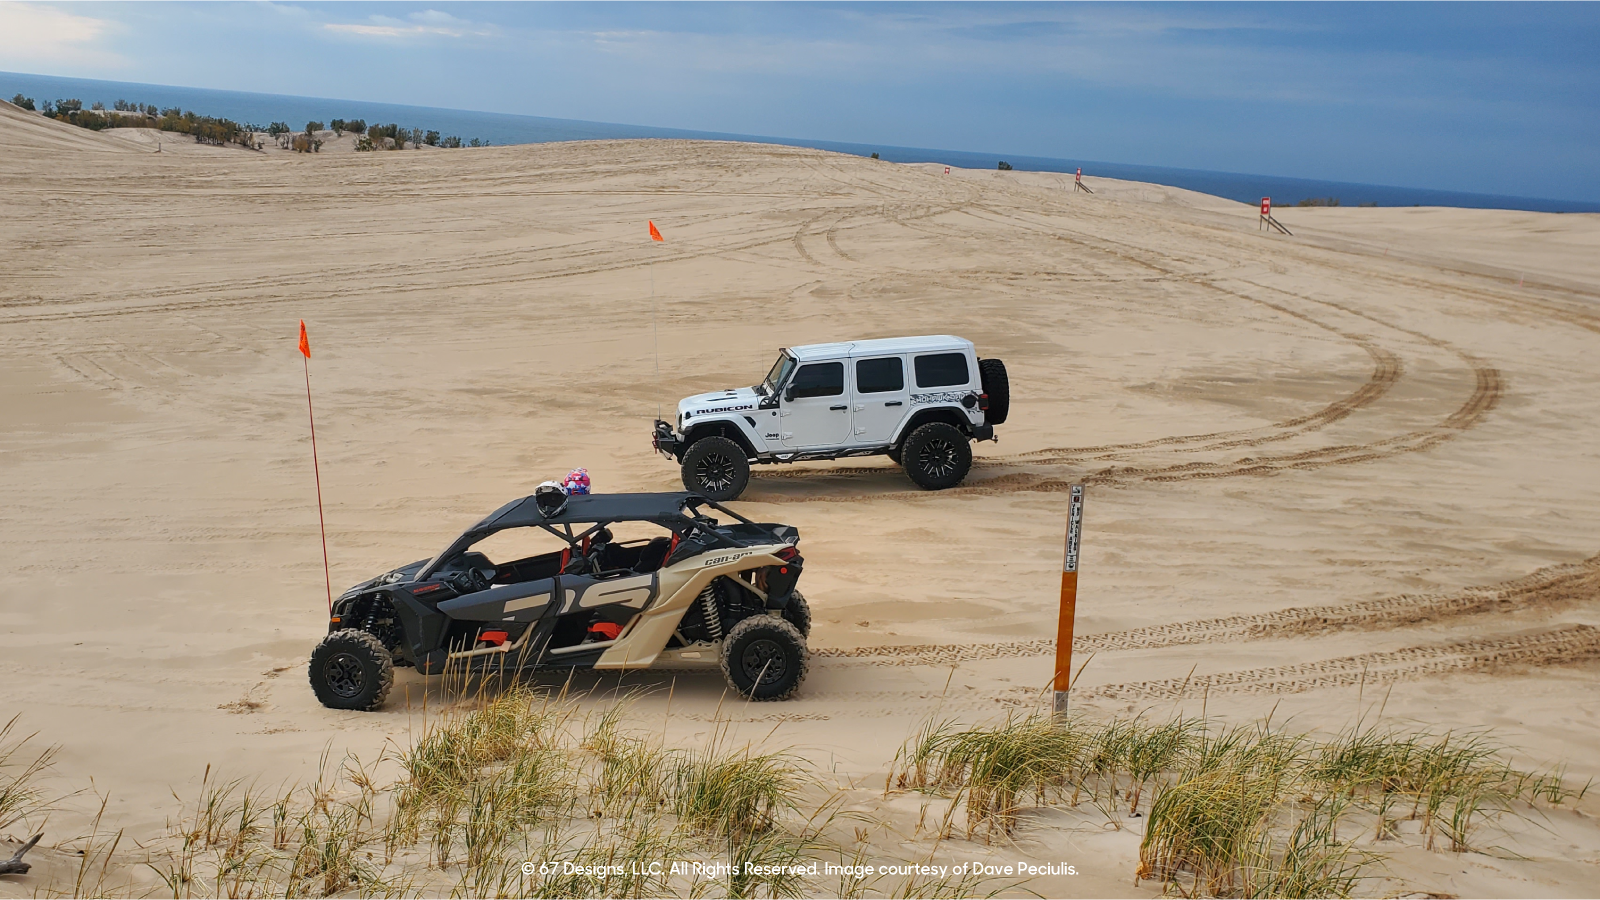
<box><xmin>298</xmin><ymin>320</ymin><xmax>311</xmax><ymax>358</ymax></box>
<box><xmin>648</xmin><ymin>220</ymin><xmax>664</xmax><ymax>242</ymax></box>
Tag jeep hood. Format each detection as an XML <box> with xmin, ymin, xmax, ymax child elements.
<box><xmin>678</xmin><ymin>386</ymin><xmax>761</xmax><ymax>420</ymax></box>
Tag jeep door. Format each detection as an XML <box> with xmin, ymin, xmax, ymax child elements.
<box><xmin>848</xmin><ymin>354</ymin><xmax>909</xmax><ymax>446</ymax></box>
<box><xmin>779</xmin><ymin>361</ymin><xmax>852</xmax><ymax>448</ymax></box>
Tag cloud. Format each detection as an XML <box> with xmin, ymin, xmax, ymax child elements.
<box><xmin>323</xmin><ymin>9</ymin><xmax>493</xmax><ymax>41</ymax></box>
<box><xmin>0</xmin><ymin>1</ymin><xmax>121</xmax><ymax>68</ymax></box>
<box><xmin>251</xmin><ymin>0</ymin><xmax>310</xmax><ymax>16</ymax></box>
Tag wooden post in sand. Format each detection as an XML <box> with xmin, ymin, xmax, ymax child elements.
<box><xmin>1053</xmin><ymin>484</ymin><xmax>1084</xmax><ymax>719</ymax></box>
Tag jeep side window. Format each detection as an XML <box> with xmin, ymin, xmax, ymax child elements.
<box><xmin>913</xmin><ymin>353</ymin><xmax>969</xmax><ymax>388</ymax></box>
<box><xmin>855</xmin><ymin>357</ymin><xmax>904</xmax><ymax>393</ymax></box>
<box><xmin>788</xmin><ymin>362</ymin><xmax>844</xmax><ymax>399</ymax></box>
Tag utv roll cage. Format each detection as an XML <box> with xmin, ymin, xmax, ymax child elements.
<box><xmin>416</xmin><ymin>491</ymin><xmax>784</xmax><ymax>581</ymax></box>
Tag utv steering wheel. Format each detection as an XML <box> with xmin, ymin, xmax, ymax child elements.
<box><xmin>450</xmin><ymin>566</ymin><xmax>494</xmax><ymax>593</ymax></box>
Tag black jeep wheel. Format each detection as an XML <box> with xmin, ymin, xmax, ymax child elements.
<box><xmin>309</xmin><ymin>629</ymin><xmax>394</xmax><ymax>711</ymax></box>
<box><xmin>780</xmin><ymin>590</ymin><xmax>812</xmax><ymax>638</ymax></box>
<box><xmin>979</xmin><ymin>358</ymin><xmax>1010</xmax><ymax>425</ymax></box>
<box><xmin>681</xmin><ymin>436</ymin><xmax>751</xmax><ymax>501</ymax></box>
<box><xmin>720</xmin><ymin>616</ymin><xmax>808</xmax><ymax>701</ymax></box>
<box><xmin>902</xmin><ymin>422</ymin><xmax>973</xmax><ymax>490</ymax></box>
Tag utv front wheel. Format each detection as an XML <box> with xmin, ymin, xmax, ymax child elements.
<box><xmin>681</xmin><ymin>436</ymin><xmax>751</xmax><ymax>501</ymax></box>
<box><xmin>720</xmin><ymin>616</ymin><xmax>808</xmax><ymax>701</ymax></box>
<box><xmin>309</xmin><ymin>629</ymin><xmax>394</xmax><ymax>711</ymax></box>
<box><xmin>902</xmin><ymin>422</ymin><xmax>972</xmax><ymax>490</ymax></box>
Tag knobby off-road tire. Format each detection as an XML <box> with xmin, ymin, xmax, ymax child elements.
<box><xmin>902</xmin><ymin>422</ymin><xmax>973</xmax><ymax>490</ymax></box>
<box><xmin>979</xmin><ymin>358</ymin><xmax>1010</xmax><ymax>425</ymax></box>
<box><xmin>780</xmin><ymin>590</ymin><xmax>812</xmax><ymax>638</ymax></box>
<box><xmin>309</xmin><ymin>629</ymin><xmax>394</xmax><ymax>711</ymax></box>
<box><xmin>720</xmin><ymin>615</ymin><xmax>808</xmax><ymax>701</ymax></box>
<box><xmin>681</xmin><ymin>436</ymin><xmax>751</xmax><ymax>501</ymax></box>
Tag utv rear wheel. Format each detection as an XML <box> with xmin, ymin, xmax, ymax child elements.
<box><xmin>902</xmin><ymin>422</ymin><xmax>972</xmax><ymax>490</ymax></box>
<box><xmin>720</xmin><ymin>616</ymin><xmax>808</xmax><ymax>701</ymax></box>
<box><xmin>681</xmin><ymin>436</ymin><xmax>751</xmax><ymax>501</ymax></box>
<box><xmin>309</xmin><ymin>629</ymin><xmax>394</xmax><ymax>711</ymax></box>
<box><xmin>978</xmin><ymin>358</ymin><xmax>1010</xmax><ymax>425</ymax></box>
<box><xmin>780</xmin><ymin>590</ymin><xmax>812</xmax><ymax>638</ymax></box>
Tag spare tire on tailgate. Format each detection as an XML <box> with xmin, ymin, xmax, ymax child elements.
<box><xmin>978</xmin><ymin>358</ymin><xmax>1010</xmax><ymax>425</ymax></box>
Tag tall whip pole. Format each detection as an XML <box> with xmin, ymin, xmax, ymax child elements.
<box><xmin>299</xmin><ymin>321</ymin><xmax>332</xmax><ymax>614</ymax></box>
<box><xmin>647</xmin><ymin>221</ymin><xmax>666</xmax><ymax>420</ymax></box>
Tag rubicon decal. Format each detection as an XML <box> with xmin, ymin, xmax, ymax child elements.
<box><xmin>911</xmin><ymin>391</ymin><xmax>968</xmax><ymax>404</ymax></box>
<box><xmin>692</xmin><ymin>404</ymin><xmax>754</xmax><ymax>415</ymax></box>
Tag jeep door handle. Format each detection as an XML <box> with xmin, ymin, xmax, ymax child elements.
<box><xmin>884</xmin><ymin>401</ymin><xmax>903</xmax><ymax>407</ymax></box>
<box><xmin>829</xmin><ymin>405</ymin><xmax>847</xmax><ymax>411</ymax></box>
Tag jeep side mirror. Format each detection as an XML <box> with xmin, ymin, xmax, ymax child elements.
<box><xmin>783</xmin><ymin>386</ymin><xmax>794</xmax><ymax>403</ymax></box>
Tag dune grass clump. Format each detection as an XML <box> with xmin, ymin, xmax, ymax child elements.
<box><xmin>1132</xmin><ymin>723</ymin><xmax>1305</xmax><ymax>890</ymax></box>
<box><xmin>0</xmin><ymin>715</ymin><xmax>55</xmax><ymax>832</ymax></box>
<box><xmin>889</xmin><ymin>710</ymin><xmax>1588</xmax><ymax>899</ymax></box>
<box><xmin>673</xmin><ymin>745</ymin><xmax>801</xmax><ymax>840</ymax></box>
<box><xmin>1307</xmin><ymin>724</ymin><xmax>1588</xmax><ymax>852</ymax></box>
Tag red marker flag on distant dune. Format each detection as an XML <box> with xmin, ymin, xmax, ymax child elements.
<box><xmin>298</xmin><ymin>320</ymin><xmax>311</xmax><ymax>358</ymax></box>
<box><xmin>648</xmin><ymin>220</ymin><xmax>664</xmax><ymax>242</ymax></box>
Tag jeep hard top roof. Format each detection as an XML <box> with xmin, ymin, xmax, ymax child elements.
<box><xmin>787</xmin><ymin>334</ymin><xmax>973</xmax><ymax>362</ymax></box>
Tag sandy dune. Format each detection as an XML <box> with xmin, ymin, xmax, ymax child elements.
<box><xmin>3</xmin><ymin>99</ymin><xmax>1599</xmax><ymax>896</ymax></box>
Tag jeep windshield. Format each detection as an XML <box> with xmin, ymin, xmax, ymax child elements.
<box><xmin>757</xmin><ymin>352</ymin><xmax>796</xmax><ymax>397</ymax></box>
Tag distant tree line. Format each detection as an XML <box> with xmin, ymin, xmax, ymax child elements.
<box><xmin>19</xmin><ymin>95</ymin><xmax>260</xmax><ymax>149</ymax></box>
<box><xmin>352</xmin><ymin>120</ymin><xmax>487</xmax><ymax>151</ymax></box>
<box><xmin>10</xmin><ymin>94</ymin><xmax>492</xmax><ymax>153</ymax></box>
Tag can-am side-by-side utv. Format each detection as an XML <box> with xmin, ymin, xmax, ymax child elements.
<box><xmin>310</xmin><ymin>491</ymin><xmax>810</xmax><ymax>710</ymax></box>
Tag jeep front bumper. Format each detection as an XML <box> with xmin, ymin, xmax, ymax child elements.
<box><xmin>652</xmin><ymin>420</ymin><xmax>684</xmax><ymax>459</ymax></box>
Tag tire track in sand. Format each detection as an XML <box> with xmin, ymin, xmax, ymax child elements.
<box><xmin>1071</xmin><ymin>624</ymin><xmax>1600</xmax><ymax>702</ymax></box>
<box><xmin>813</xmin><ymin>551</ymin><xmax>1600</xmax><ymax>667</ymax></box>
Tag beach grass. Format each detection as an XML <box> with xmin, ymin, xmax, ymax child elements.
<box><xmin>8</xmin><ymin>686</ymin><xmax>1590</xmax><ymax>899</ymax></box>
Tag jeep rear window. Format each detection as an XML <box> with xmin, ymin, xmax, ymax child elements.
<box><xmin>789</xmin><ymin>362</ymin><xmax>844</xmax><ymax>398</ymax></box>
<box><xmin>855</xmin><ymin>357</ymin><xmax>904</xmax><ymax>393</ymax></box>
<box><xmin>914</xmin><ymin>353</ymin><xmax>969</xmax><ymax>388</ymax></box>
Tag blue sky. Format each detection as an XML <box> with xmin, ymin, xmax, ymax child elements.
<box><xmin>3</xmin><ymin>2</ymin><xmax>1596</xmax><ymax>201</ymax></box>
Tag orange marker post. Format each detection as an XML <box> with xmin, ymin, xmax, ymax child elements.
<box><xmin>1053</xmin><ymin>484</ymin><xmax>1084</xmax><ymax>719</ymax></box>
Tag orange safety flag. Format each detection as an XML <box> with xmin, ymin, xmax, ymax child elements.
<box><xmin>648</xmin><ymin>220</ymin><xmax>664</xmax><ymax>242</ymax></box>
<box><xmin>298</xmin><ymin>320</ymin><xmax>311</xmax><ymax>358</ymax></box>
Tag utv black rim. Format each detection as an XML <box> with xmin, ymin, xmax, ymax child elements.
<box><xmin>323</xmin><ymin>653</ymin><xmax>367</xmax><ymax>699</ymax></box>
<box><xmin>695</xmin><ymin>452</ymin><xmax>738</xmax><ymax>492</ymax></box>
<box><xmin>741</xmin><ymin>638</ymin><xmax>789</xmax><ymax>686</ymax></box>
<box><xmin>917</xmin><ymin>438</ymin><xmax>959</xmax><ymax>478</ymax></box>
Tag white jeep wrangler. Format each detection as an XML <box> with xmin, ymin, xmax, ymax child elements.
<box><xmin>652</xmin><ymin>335</ymin><xmax>1009</xmax><ymax>500</ymax></box>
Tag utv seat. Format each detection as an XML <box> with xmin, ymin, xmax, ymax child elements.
<box><xmin>634</xmin><ymin>537</ymin><xmax>674</xmax><ymax>573</ymax></box>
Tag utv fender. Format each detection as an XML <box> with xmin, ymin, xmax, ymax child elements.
<box><xmin>388</xmin><ymin>589</ymin><xmax>450</xmax><ymax>664</ymax></box>
<box><xmin>682</xmin><ymin>418</ymin><xmax>762</xmax><ymax>458</ymax></box>
<box><xmin>891</xmin><ymin>406</ymin><xmax>972</xmax><ymax>448</ymax></box>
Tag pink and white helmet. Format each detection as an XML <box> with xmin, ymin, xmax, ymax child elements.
<box><xmin>563</xmin><ymin>468</ymin><xmax>591</xmax><ymax>495</ymax></box>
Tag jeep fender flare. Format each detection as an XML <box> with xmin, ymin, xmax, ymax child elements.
<box><xmin>891</xmin><ymin>405</ymin><xmax>974</xmax><ymax>449</ymax></box>
<box><xmin>681</xmin><ymin>417</ymin><xmax>764</xmax><ymax>458</ymax></box>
